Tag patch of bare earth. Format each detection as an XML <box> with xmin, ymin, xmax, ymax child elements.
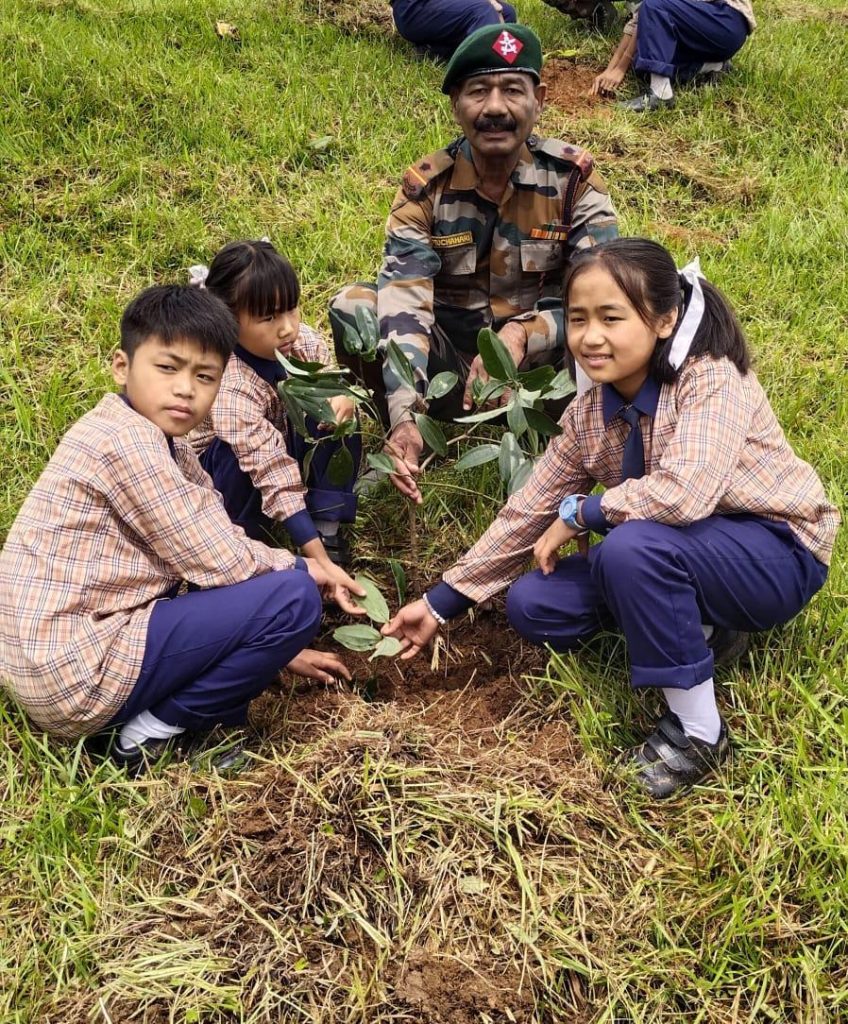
<box><xmin>53</xmin><ymin>610</ymin><xmax>640</xmax><ymax>1022</ymax></box>
<box><xmin>303</xmin><ymin>0</ymin><xmax>395</xmax><ymax>34</ymax></box>
<box><xmin>543</xmin><ymin>59</ymin><xmax>613</xmax><ymax>118</ymax></box>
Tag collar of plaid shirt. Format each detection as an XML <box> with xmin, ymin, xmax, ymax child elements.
<box><xmin>601</xmin><ymin>375</ymin><xmax>660</xmax><ymax>425</ymax></box>
<box><xmin>234</xmin><ymin>344</ymin><xmax>285</xmax><ymax>386</ymax></box>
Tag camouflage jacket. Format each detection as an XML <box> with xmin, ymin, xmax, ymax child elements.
<box><xmin>379</xmin><ymin>134</ymin><xmax>618</xmax><ymax>425</ymax></box>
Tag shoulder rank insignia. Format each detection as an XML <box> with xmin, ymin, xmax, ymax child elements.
<box><xmin>533</xmin><ymin>138</ymin><xmax>595</xmax><ymax>180</ymax></box>
<box><xmin>401</xmin><ymin>146</ymin><xmax>457</xmax><ymax>200</ymax></box>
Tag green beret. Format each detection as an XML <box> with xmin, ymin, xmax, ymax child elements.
<box><xmin>442</xmin><ymin>23</ymin><xmax>543</xmax><ymax>95</ymax></box>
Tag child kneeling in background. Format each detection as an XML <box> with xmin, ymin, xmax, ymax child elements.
<box><xmin>384</xmin><ymin>238</ymin><xmax>840</xmax><ymax>799</ymax></box>
<box><xmin>0</xmin><ymin>285</ymin><xmax>362</xmax><ymax>773</ymax></box>
<box><xmin>189</xmin><ymin>239</ymin><xmax>361</xmax><ymax>567</ymax></box>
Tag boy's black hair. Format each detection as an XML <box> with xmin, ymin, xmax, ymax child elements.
<box><xmin>120</xmin><ymin>285</ymin><xmax>238</xmax><ymax>362</ymax></box>
<box><xmin>204</xmin><ymin>239</ymin><xmax>300</xmax><ymax>319</ymax></box>
<box><xmin>563</xmin><ymin>237</ymin><xmax>751</xmax><ymax>384</ymax></box>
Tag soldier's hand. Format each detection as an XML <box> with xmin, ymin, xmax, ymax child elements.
<box><xmin>463</xmin><ymin>322</ymin><xmax>527</xmax><ymax>410</ymax></box>
<box><xmin>384</xmin><ymin>421</ymin><xmax>424</xmax><ymax>504</ymax></box>
<box><xmin>382</xmin><ymin>599</ymin><xmax>440</xmax><ymax>660</ymax></box>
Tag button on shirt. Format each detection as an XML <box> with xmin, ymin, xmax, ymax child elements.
<box><xmin>428</xmin><ymin>356</ymin><xmax>839</xmax><ymax>616</ymax></box>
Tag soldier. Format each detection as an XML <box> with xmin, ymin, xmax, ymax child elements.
<box><xmin>329</xmin><ymin>23</ymin><xmax>618</xmax><ymax>502</ymax></box>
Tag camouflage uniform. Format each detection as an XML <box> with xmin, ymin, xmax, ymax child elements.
<box><xmin>329</xmin><ymin>133</ymin><xmax>618</xmax><ymax>427</ymax></box>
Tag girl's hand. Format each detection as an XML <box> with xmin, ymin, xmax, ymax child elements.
<box><xmin>590</xmin><ymin>67</ymin><xmax>625</xmax><ymax>96</ymax></box>
<box><xmin>302</xmin><ymin>557</ymin><xmax>367</xmax><ymax>615</ymax></box>
<box><xmin>533</xmin><ymin>519</ymin><xmax>589</xmax><ymax>574</ymax></box>
<box><xmin>286</xmin><ymin>648</ymin><xmax>351</xmax><ymax>684</ymax></box>
<box><xmin>320</xmin><ymin>395</ymin><xmax>356</xmax><ymax>430</ymax></box>
<box><xmin>381</xmin><ymin>599</ymin><xmax>439</xmax><ymax>660</ymax></box>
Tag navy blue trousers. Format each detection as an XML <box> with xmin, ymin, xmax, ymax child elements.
<box><xmin>108</xmin><ymin>570</ymin><xmax>322</xmax><ymax>731</ymax></box>
<box><xmin>634</xmin><ymin>0</ymin><xmax>749</xmax><ymax>81</ymax></box>
<box><xmin>392</xmin><ymin>0</ymin><xmax>517</xmax><ymax>60</ymax></box>
<box><xmin>200</xmin><ymin>418</ymin><xmax>360</xmax><ymax>542</ymax></box>
<box><xmin>506</xmin><ymin>516</ymin><xmax>827</xmax><ymax>690</ymax></box>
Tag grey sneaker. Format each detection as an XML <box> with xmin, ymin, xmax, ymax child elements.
<box><xmin>708</xmin><ymin>626</ymin><xmax>750</xmax><ymax>668</ymax></box>
<box><xmin>626</xmin><ymin>711</ymin><xmax>730</xmax><ymax>799</ymax></box>
<box><xmin>618</xmin><ymin>92</ymin><xmax>675</xmax><ymax>112</ymax></box>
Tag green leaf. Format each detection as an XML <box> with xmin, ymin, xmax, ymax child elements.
<box><xmin>277</xmin><ymin>386</ymin><xmax>308</xmax><ymax>437</ymax></box>
<box><xmin>301</xmin><ymin>444</ymin><xmax>316</xmax><ymax>483</ymax></box>
<box><xmin>386</xmin><ymin>340</ymin><xmax>416</xmax><ymax>390</ymax></box>
<box><xmin>327</xmin><ymin>443</ymin><xmax>355</xmax><ymax>486</ymax></box>
<box><xmin>341</xmin><ymin>322</ymin><xmax>363</xmax><ymax>356</ymax></box>
<box><xmin>543</xmin><ymin>370</ymin><xmax>577</xmax><ymax>401</ymax></box>
<box><xmin>455</xmin><ymin>443</ymin><xmax>501</xmax><ymax>470</ymax></box>
<box><xmin>454</xmin><ymin>406</ymin><xmax>507</xmax><ymax>425</ymax></box>
<box><xmin>425</xmin><ymin>371</ymin><xmax>458</xmax><ymax>401</ymax></box>
<box><xmin>275</xmin><ymin>351</ymin><xmax>324</xmax><ymax>377</ymax></box>
<box><xmin>369</xmin><ymin>636</ymin><xmax>402</xmax><ymax>661</ymax></box>
<box><xmin>516</xmin><ymin>365</ymin><xmax>555</xmax><ymax>391</ymax></box>
<box><xmin>498</xmin><ymin>431</ymin><xmax>523</xmax><ymax>484</ymax></box>
<box><xmin>476</xmin><ymin>379</ymin><xmax>507</xmax><ymax>405</ymax></box>
<box><xmin>458</xmin><ymin>875</ymin><xmax>487</xmax><ymax>895</ymax></box>
<box><xmin>333</xmin><ymin>624</ymin><xmax>382</xmax><ymax>652</ymax></box>
<box><xmin>366</xmin><ymin>451</ymin><xmax>396</xmax><ymax>476</ymax></box>
<box><xmin>352</xmin><ymin>575</ymin><xmax>390</xmax><ymax>624</ymax></box>
<box><xmin>354</xmin><ymin>303</ymin><xmax>379</xmax><ymax>357</ymax></box>
<box><xmin>524</xmin><ymin>406</ymin><xmax>563</xmax><ymax>436</ymax></box>
<box><xmin>389</xmin><ymin>558</ymin><xmax>407</xmax><ymax>605</ymax></box>
<box><xmin>477</xmin><ymin>327</ymin><xmax>518</xmax><ymax>382</ymax></box>
<box><xmin>508</xmin><ymin>458</ymin><xmax>535</xmax><ymax>495</ymax></box>
<box><xmin>506</xmin><ymin>400</ymin><xmax>528</xmax><ymax>438</ymax></box>
<box><xmin>414</xmin><ymin>413</ymin><xmax>447</xmax><ymax>456</ymax></box>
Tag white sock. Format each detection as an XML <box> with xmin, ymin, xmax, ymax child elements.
<box><xmin>650</xmin><ymin>74</ymin><xmax>674</xmax><ymax>99</ymax></box>
<box><xmin>314</xmin><ymin>519</ymin><xmax>339</xmax><ymax>537</ymax></box>
<box><xmin>118</xmin><ymin>710</ymin><xmax>185</xmax><ymax>751</ymax></box>
<box><xmin>700</xmin><ymin>61</ymin><xmax>724</xmax><ymax>73</ymax></box>
<box><xmin>702</xmin><ymin>623</ymin><xmax>714</xmax><ymax>642</ymax></box>
<box><xmin>662</xmin><ymin>677</ymin><xmax>721</xmax><ymax>744</ymax></box>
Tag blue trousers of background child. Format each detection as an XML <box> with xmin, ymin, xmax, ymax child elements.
<box><xmin>506</xmin><ymin>515</ymin><xmax>827</xmax><ymax>690</ymax></box>
<box><xmin>391</xmin><ymin>0</ymin><xmax>517</xmax><ymax>61</ymax></box>
<box><xmin>200</xmin><ymin>418</ymin><xmax>361</xmax><ymax>542</ymax></box>
<box><xmin>634</xmin><ymin>0</ymin><xmax>750</xmax><ymax>81</ymax></box>
<box><xmin>107</xmin><ymin>570</ymin><xmax>321</xmax><ymax>732</ymax></box>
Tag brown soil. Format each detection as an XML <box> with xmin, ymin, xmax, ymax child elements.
<box><xmin>303</xmin><ymin>0</ymin><xmax>395</xmax><ymax>34</ymax></box>
<box><xmin>542</xmin><ymin>59</ymin><xmax>613</xmax><ymax>117</ymax></box>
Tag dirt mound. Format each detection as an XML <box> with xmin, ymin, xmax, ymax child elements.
<box><xmin>543</xmin><ymin>59</ymin><xmax>612</xmax><ymax>117</ymax></box>
<box><xmin>303</xmin><ymin>0</ymin><xmax>394</xmax><ymax>34</ymax></box>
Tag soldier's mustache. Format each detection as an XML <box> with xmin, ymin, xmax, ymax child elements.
<box><xmin>474</xmin><ymin>117</ymin><xmax>518</xmax><ymax>132</ymax></box>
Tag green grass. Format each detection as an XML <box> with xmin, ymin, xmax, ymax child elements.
<box><xmin>1</xmin><ymin>0</ymin><xmax>847</xmax><ymax>1021</ymax></box>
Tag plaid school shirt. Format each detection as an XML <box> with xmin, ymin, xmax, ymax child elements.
<box><xmin>188</xmin><ymin>323</ymin><xmax>330</xmax><ymax>543</ymax></box>
<box><xmin>0</xmin><ymin>392</ymin><xmax>300</xmax><ymax>739</ymax></box>
<box><xmin>428</xmin><ymin>355</ymin><xmax>840</xmax><ymax>616</ymax></box>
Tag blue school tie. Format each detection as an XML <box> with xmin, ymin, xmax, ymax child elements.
<box><xmin>619</xmin><ymin>405</ymin><xmax>645</xmax><ymax>481</ymax></box>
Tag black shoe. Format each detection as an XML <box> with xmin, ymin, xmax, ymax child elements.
<box><xmin>698</xmin><ymin>59</ymin><xmax>734</xmax><ymax>85</ymax></box>
<box><xmin>110</xmin><ymin>735</ymin><xmax>185</xmax><ymax>777</ymax></box>
<box><xmin>185</xmin><ymin>728</ymin><xmax>250</xmax><ymax>774</ymax></box>
<box><xmin>590</xmin><ymin>0</ymin><xmax>619</xmax><ymax>31</ymax></box>
<box><xmin>318</xmin><ymin>530</ymin><xmax>352</xmax><ymax>567</ymax></box>
<box><xmin>618</xmin><ymin>92</ymin><xmax>675</xmax><ymax>112</ymax></box>
<box><xmin>708</xmin><ymin>626</ymin><xmax>749</xmax><ymax>668</ymax></box>
<box><xmin>625</xmin><ymin>711</ymin><xmax>730</xmax><ymax>799</ymax></box>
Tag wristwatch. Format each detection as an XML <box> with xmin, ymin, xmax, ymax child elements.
<box><xmin>558</xmin><ymin>494</ymin><xmax>586</xmax><ymax>531</ymax></box>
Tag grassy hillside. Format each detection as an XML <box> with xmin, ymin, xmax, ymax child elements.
<box><xmin>1</xmin><ymin>0</ymin><xmax>846</xmax><ymax>1021</ymax></box>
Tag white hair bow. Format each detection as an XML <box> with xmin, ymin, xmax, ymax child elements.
<box><xmin>667</xmin><ymin>257</ymin><xmax>705</xmax><ymax>370</ymax></box>
<box><xmin>188</xmin><ymin>264</ymin><xmax>209</xmax><ymax>288</ymax></box>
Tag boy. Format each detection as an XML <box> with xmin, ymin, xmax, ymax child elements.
<box><xmin>0</xmin><ymin>285</ymin><xmax>359</xmax><ymax>772</ymax></box>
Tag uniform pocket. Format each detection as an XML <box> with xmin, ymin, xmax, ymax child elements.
<box><xmin>437</xmin><ymin>243</ymin><xmax>477</xmax><ymax>277</ymax></box>
<box><xmin>520</xmin><ymin>239</ymin><xmax>564</xmax><ymax>273</ymax></box>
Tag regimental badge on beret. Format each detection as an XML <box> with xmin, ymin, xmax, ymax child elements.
<box><xmin>492</xmin><ymin>30</ymin><xmax>523</xmax><ymax>64</ymax></box>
